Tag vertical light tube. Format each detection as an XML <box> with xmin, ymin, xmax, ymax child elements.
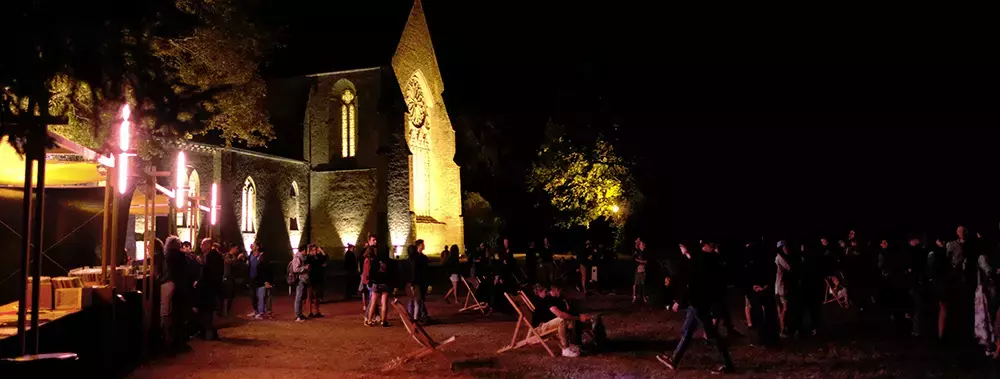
<box><xmin>176</xmin><ymin>152</ymin><xmax>186</xmax><ymax>208</ymax></box>
<box><xmin>210</xmin><ymin>183</ymin><xmax>217</xmax><ymax>225</ymax></box>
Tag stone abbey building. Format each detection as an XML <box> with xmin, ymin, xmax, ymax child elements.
<box><xmin>165</xmin><ymin>0</ymin><xmax>463</xmax><ymax>259</ymax></box>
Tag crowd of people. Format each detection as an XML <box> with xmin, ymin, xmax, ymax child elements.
<box><xmin>154</xmin><ymin>236</ymin><xmax>329</xmax><ymax>353</ymax></box>
<box><xmin>651</xmin><ymin>224</ymin><xmax>1000</xmax><ymax>374</ymax></box>
<box><xmin>148</xmin><ymin>223</ymin><xmax>1000</xmax><ymax>375</ymax></box>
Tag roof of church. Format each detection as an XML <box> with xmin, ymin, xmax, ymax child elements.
<box><xmin>262</xmin><ymin>2</ymin><xmax>415</xmax><ymax>79</ymax></box>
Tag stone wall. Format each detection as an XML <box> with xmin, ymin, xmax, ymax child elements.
<box><xmin>391</xmin><ymin>0</ymin><xmax>464</xmax><ymax>252</ymax></box>
<box><xmin>309</xmin><ymin>169</ymin><xmax>377</xmax><ymax>259</ymax></box>
<box><xmin>304</xmin><ymin>68</ymin><xmax>387</xmax><ymax>172</ymax></box>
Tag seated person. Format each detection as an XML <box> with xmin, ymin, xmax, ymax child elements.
<box><xmin>531</xmin><ymin>283</ymin><xmax>593</xmax><ymax>357</ymax></box>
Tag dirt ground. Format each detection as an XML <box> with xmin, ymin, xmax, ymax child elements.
<box><xmin>126</xmin><ymin>286</ymin><xmax>998</xmax><ymax>379</ymax></box>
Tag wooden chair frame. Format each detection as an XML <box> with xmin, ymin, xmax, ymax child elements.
<box><xmin>497</xmin><ymin>292</ymin><xmax>558</xmax><ymax>357</ymax></box>
<box><xmin>459</xmin><ymin>276</ymin><xmax>487</xmax><ymax>314</ymax></box>
<box><xmin>383</xmin><ymin>299</ymin><xmax>457</xmax><ymax>372</ymax></box>
<box><xmin>824</xmin><ymin>275</ymin><xmax>850</xmax><ymax>308</ymax></box>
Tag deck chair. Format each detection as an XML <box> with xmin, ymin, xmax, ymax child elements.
<box><xmin>518</xmin><ymin>290</ymin><xmax>536</xmax><ymax>312</ymax></box>
<box><xmin>824</xmin><ymin>275</ymin><xmax>850</xmax><ymax>308</ymax></box>
<box><xmin>459</xmin><ymin>276</ymin><xmax>488</xmax><ymax>314</ymax></box>
<box><xmin>497</xmin><ymin>292</ymin><xmax>558</xmax><ymax>357</ymax></box>
<box><xmin>383</xmin><ymin>299</ymin><xmax>457</xmax><ymax>372</ymax></box>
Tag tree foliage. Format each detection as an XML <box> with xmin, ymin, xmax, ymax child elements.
<box><xmin>1</xmin><ymin>0</ymin><xmax>274</xmax><ymax>158</ymax></box>
<box><xmin>463</xmin><ymin>191</ymin><xmax>504</xmax><ymax>248</ymax></box>
<box><xmin>528</xmin><ymin>121</ymin><xmax>636</xmax><ymax>228</ymax></box>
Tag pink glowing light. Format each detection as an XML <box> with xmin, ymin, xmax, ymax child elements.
<box><xmin>176</xmin><ymin>152</ymin><xmax>186</xmax><ymax>208</ymax></box>
<box><xmin>117</xmin><ymin>104</ymin><xmax>131</xmax><ymax>194</ymax></box>
<box><xmin>117</xmin><ymin>155</ymin><xmax>128</xmax><ymax>194</ymax></box>
<box><xmin>118</xmin><ymin>104</ymin><xmax>131</xmax><ymax>151</ymax></box>
<box><xmin>210</xmin><ymin>183</ymin><xmax>217</xmax><ymax>225</ymax></box>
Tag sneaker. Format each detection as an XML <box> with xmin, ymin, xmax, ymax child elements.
<box><xmin>252</xmin><ymin>314</ymin><xmax>264</xmax><ymax>320</ymax></box>
<box><xmin>294</xmin><ymin>316</ymin><xmax>307</xmax><ymax>322</ymax></box>
<box><xmin>307</xmin><ymin>313</ymin><xmax>315</xmax><ymax>318</ymax></box>
<box><xmin>381</xmin><ymin>321</ymin><xmax>390</xmax><ymax>327</ymax></box>
<box><xmin>561</xmin><ymin>345</ymin><xmax>581</xmax><ymax>357</ymax></box>
<box><xmin>313</xmin><ymin>313</ymin><xmax>324</xmax><ymax>318</ymax></box>
<box><xmin>655</xmin><ymin>354</ymin><xmax>675</xmax><ymax>370</ymax></box>
<box><xmin>710</xmin><ymin>365</ymin><xmax>735</xmax><ymax>375</ymax></box>
<box><xmin>632</xmin><ymin>296</ymin><xmax>638</xmax><ymax>304</ymax></box>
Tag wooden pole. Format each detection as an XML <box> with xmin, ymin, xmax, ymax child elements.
<box><xmin>29</xmin><ymin>124</ymin><xmax>48</xmax><ymax>354</ymax></box>
<box><xmin>101</xmin><ymin>169</ymin><xmax>112</xmax><ymax>282</ymax></box>
<box><xmin>16</xmin><ymin>149</ymin><xmax>34</xmax><ymax>356</ymax></box>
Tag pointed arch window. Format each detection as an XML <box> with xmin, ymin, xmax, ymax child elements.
<box><xmin>341</xmin><ymin>90</ymin><xmax>357</xmax><ymax>157</ymax></box>
<box><xmin>241</xmin><ymin>177</ymin><xmax>257</xmax><ymax>233</ymax></box>
<box><xmin>289</xmin><ymin>181</ymin><xmax>300</xmax><ymax>231</ymax></box>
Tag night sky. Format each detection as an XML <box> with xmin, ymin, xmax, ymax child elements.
<box><xmin>261</xmin><ymin>1</ymin><xmax>998</xmax><ymax>249</ymax></box>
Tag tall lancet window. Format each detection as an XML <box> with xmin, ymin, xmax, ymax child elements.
<box><xmin>341</xmin><ymin>89</ymin><xmax>356</xmax><ymax>157</ymax></box>
<box><xmin>405</xmin><ymin>73</ymin><xmax>431</xmax><ymax>216</ymax></box>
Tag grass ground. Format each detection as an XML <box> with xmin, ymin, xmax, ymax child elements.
<box><xmin>127</xmin><ymin>285</ymin><xmax>999</xmax><ymax>379</ymax></box>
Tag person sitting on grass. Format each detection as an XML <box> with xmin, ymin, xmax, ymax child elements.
<box><xmin>531</xmin><ymin>283</ymin><xmax>593</xmax><ymax>357</ymax></box>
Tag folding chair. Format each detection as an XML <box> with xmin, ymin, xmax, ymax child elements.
<box><xmin>459</xmin><ymin>276</ymin><xmax>487</xmax><ymax>314</ymax></box>
<box><xmin>518</xmin><ymin>290</ymin><xmax>536</xmax><ymax>312</ymax></box>
<box><xmin>497</xmin><ymin>292</ymin><xmax>558</xmax><ymax>357</ymax></box>
<box><xmin>383</xmin><ymin>299</ymin><xmax>457</xmax><ymax>372</ymax></box>
<box><xmin>824</xmin><ymin>275</ymin><xmax>850</xmax><ymax>308</ymax></box>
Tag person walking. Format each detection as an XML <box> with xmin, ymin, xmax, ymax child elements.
<box><xmin>657</xmin><ymin>241</ymin><xmax>736</xmax><ymax>374</ymax></box>
<box><xmin>746</xmin><ymin>241</ymin><xmax>779</xmax><ymax>348</ymax></box>
<box><xmin>407</xmin><ymin>239</ymin><xmax>431</xmax><ymax>324</ymax></box>
<box><xmin>247</xmin><ymin>243</ymin><xmax>273</xmax><ymax>319</ymax></box>
<box><xmin>220</xmin><ymin>243</ymin><xmax>243</xmax><ymax>317</ymax></box>
<box><xmin>306</xmin><ymin>244</ymin><xmax>327</xmax><ymax>318</ymax></box>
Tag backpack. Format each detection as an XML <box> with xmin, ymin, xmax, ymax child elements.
<box><xmin>286</xmin><ymin>260</ymin><xmax>296</xmax><ymax>285</ymax></box>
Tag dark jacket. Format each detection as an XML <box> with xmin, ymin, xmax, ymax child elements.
<box><xmin>249</xmin><ymin>252</ymin><xmax>272</xmax><ymax>288</ymax></box>
<box><xmin>344</xmin><ymin>249</ymin><xmax>358</xmax><ymax>275</ymax></box>
<box><xmin>409</xmin><ymin>251</ymin><xmax>430</xmax><ymax>286</ymax></box>
<box><xmin>162</xmin><ymin>247</ymin><xmax>189</xmax><ymax>285</ymax></box>
<box><xmin>666</xmin><ymin>252</ymin><xmax>721</xmax><ymax>308</ymax></box>
<box><xmin>197</xmin><ymin>249</ymin><xmax>224</xmax><ymax>308</ymax></box>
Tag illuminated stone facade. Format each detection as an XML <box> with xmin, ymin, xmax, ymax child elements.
<box><xmin>138</xmin><ymin>0</ymin><xmax>464</xmax><ymax>260</ymax></box>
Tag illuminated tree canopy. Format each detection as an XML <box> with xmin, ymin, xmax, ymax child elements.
<box><xmin>1</xmin><ymin>0</ymin><xmax>275</xmax><ymax>158</ymax></box>
<box><xmin>529</xmin><ymin>121</ymin><xmax>635</xmax><ymax>228</ymax></box>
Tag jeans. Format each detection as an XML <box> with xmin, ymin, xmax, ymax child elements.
<box><xmin>672</xmin><ymin>306</ymin><xmax>734</xmax><ymax>370</ymax></box>
<box><xmin>254</xmin><ymin>286</ymin><xmax>268</xmax><ymax>315</ymax></box>
<box><xmin>407</xmin><ymin>284</ymin><xmax>429</xmax><ymax>321</ymax></box>
<box><xmin>294</xmin><ymin>282</ymin><xmax>307</xmax><ymax>317</ymax></box>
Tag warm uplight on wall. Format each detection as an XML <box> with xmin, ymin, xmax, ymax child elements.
<box><xmin>612</xmin><ymin>205</ymin><xmax>620</xmax><ymax>213</ymax></box>
<box><xmin>394</xmin><ymin>245</ymin><xmax>403</xmax><ymax>257</ymax></box>
<box><xmin>175</xmin><ymin>152</ymin><xmax>186</xmax><ymax>208</ymax></box>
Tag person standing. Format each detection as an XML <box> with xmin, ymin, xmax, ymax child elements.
<box><xmin>289</xmin><ymin>247</ymin><xmax>310</xmax><ymax>322</ymax></box>
<box><xmin>194</xmin><ymin>238</ymin><xmax>223</xmax><ymax>340</ymax></box>
<box><xmin>220</xmin><ymin>243</ymin><xmax>243</xmax><ymax>317</ymax></box>
<box><xmin>633</xmin><ymin>239</ymin><xmax>649</xmax><ymax>304</ymax></box>
<box><xmin>975</xmin><ymin>236</ymin><xmax>1000</xmax><ymax>357</ymax></box>
<box><xmin>775</xmin><ymin>240</ymin><xmax>800</xmax><ymax>338</ymax></box>
<box><xmin>306</xmin><ymin>244</ymin><xmax>327</xmax><ymax>318</ymax></box>
<box><xmin>657</xmin><ymin>241</ymin><xmax>736</xmax><ymax>374</ymax></box>
<box><xmin>442</xmin><ymin>245</ymin><xmax>461</xmax><ymax>304</ymax></box>
<box><xmin>576</xmin><ymin>240</ymin><xmax>595</xmax><ymax>295</ymax></box>
<box><xmin>746</xmin><ymin>241</ymin><xmax>779</xmax><ymax>347</ymax></box>
<box><xmin>247</xmin><ymin>243</ymin><xmax>273</xmax><ymax>319</ymax></box>
<box><xmin>525</xmin><ymin>241</ymin><xmax>538</xmax><ymax>284</ymax></box>
<box><xmin>903</xmin><ymin>235</ymin><xmax>928</xmax><ymax>337</ymax></box>
<box><xmin>538</xmin><ymin>238</ymin><xmax>556</xmax><ymax>286</ymax></box>
<box><xmin>800</xmin><ymin>241</ymin><xmax>824</xmax><ymax>337</ymax></box>
<box><xmin>407</xmin><ymin>240</ymin><xmax>431</xmax><ymax>324</ymax></box>
<box><xmin>344</xmin><ymin>244</ymin><xmax>359</xmax><ymax>300</ymax></box>
<box><xmin>160</xmin><ymin>236</ymin><xmax>190</xmax><ymax>351</ymax></box>
<box><xmin>365</xmin><ymin>233</ymin><xmax>392</xmax><ymax>327</ymax></box>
